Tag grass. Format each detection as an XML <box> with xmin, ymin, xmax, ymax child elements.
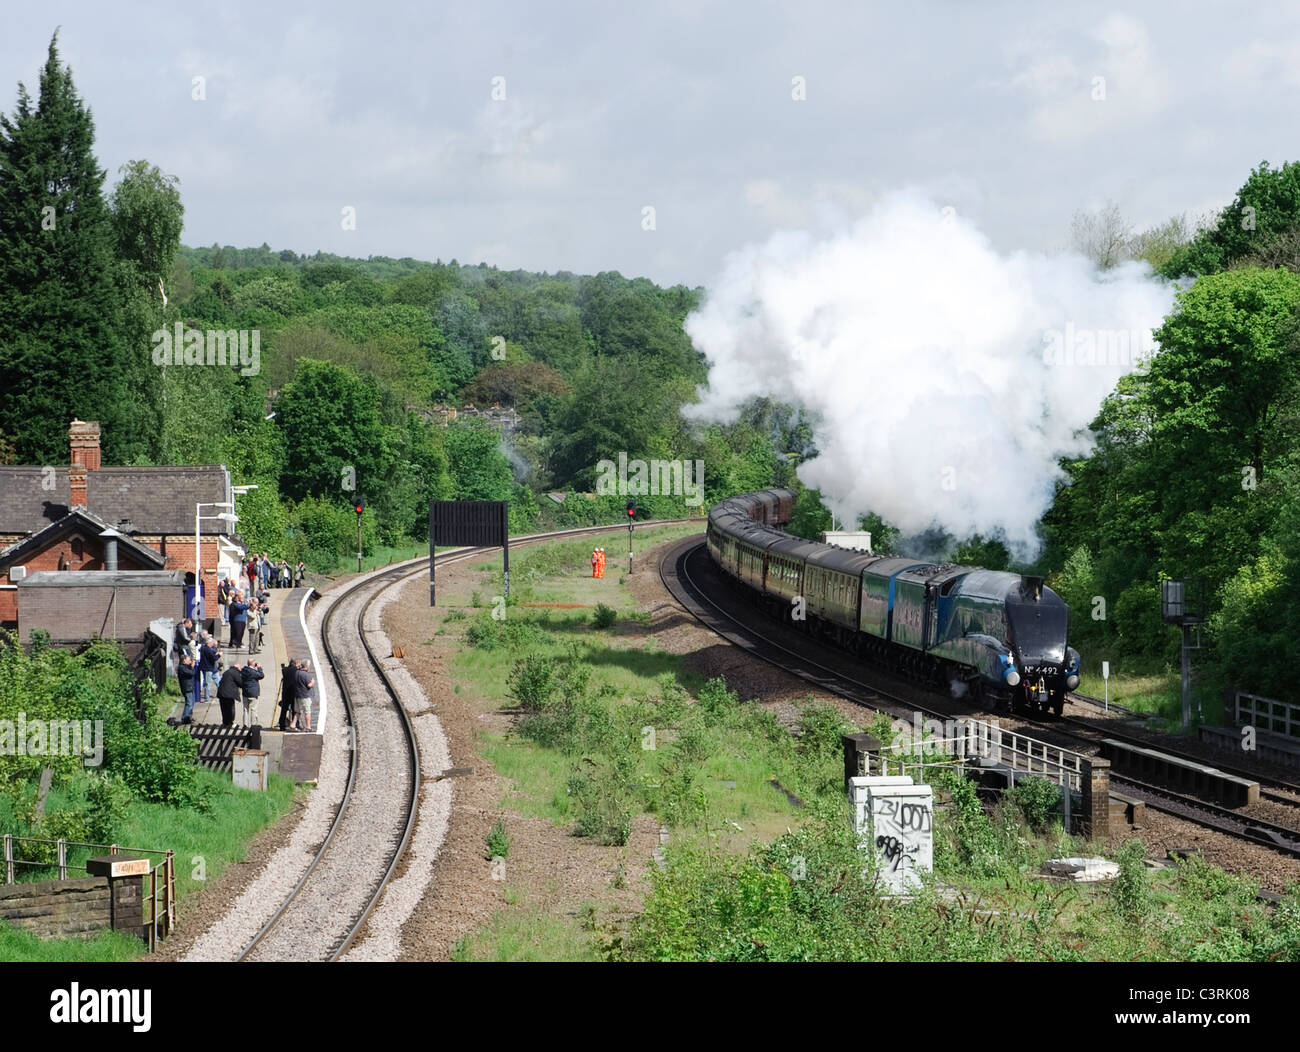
<box><xmin>0</xmin><ymin>768</ymin><xmax>298</xmax><ymax>961</ymax></box>
<box><xmin>433</xmin><ymin>523</ymin><xmax>1300</xmax><ymax>961</ymax></box>
<box><xmin>1075</xmin><ymin>653</ymin><xmax>1221</xmax><ymax>728</ymax></box>
<box><xmin>450</xmin><ymin>905</ymin><xmax>603</xmax><ymax>961</ymax></box>
<box><xmin>0</xmin><ymin>924</ymin><xmax>144</xmax><ymax>962</ymax></box>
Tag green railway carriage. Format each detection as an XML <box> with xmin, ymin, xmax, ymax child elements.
<box><xmin>705</xmin><ymin>489</ymin><xmax>1081</xmax><ymax>714</ymax></box>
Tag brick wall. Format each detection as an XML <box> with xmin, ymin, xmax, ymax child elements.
<box><xmin>19</xmin><ymin>583</ymin><xmax>185</xmax><ymax>645</ymax></box>
<box><xmin>149</xmin><ymin>536</ymin><xmax>223</xmax><ymax>616</ymax></box>
<box><xmin>0</xmin><ymin>875</ymin><xmax>142</xmax><ymax>940</ymax></box>
<box><xmin>0</xmin><ymin>532</ymin><xmax>222</xmax><ymax>628</ymax></box>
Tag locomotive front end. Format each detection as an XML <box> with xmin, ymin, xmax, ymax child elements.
<box><xmin>1004</xmin><ymin>578</ymin><xmax>1076</xmax><ymax>715</ymax></box>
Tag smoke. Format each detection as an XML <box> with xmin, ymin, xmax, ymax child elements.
<box><xmin>684</xmin><ymin>190</ymin><xmax>1175</xmax><ymax>557</ymax></box>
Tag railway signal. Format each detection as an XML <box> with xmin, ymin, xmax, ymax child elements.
<box><xmin>626</xmin><ymin>500</ymin><xmax>635</xmax><ymax>574</ymax></box>
<box><xmin>354</xmin><ymin>496</ymin><xmax>365</xmax><ymax>572</ymax></box>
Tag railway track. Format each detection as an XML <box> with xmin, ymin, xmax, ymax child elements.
<box><xmin>660</xmin><ymin>535</ymin><xmax>1300</xmax><ymax>859</ymax></box>
<box><xmin>237</xmin><ymin>560</ymin><xmax>422</xmax><ymax>961</ymax></box>
<box><xmin>237</xmin><ymin>519</ymin><xmax>696</xmax><ymax>961</ymax></box>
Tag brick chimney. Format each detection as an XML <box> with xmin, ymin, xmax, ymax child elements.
<box><xmin>68</xmin><ymin>464</ymin><xmax>88</xmax><ymax>508</ymax></box>
<box><xmin>69</xmin><ymin>419</ymin><xmax>101</xmax><ymax>471</ymax></box>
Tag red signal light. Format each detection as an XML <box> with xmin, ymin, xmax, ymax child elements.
<box><xmin>626</xmin><ymin>500</ymin><xmax>636</xmax><ymax>517</ymax></box>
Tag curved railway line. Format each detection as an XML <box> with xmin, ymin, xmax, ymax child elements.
<box><xmin>237</xmin><ymin>520</ymin><xmax>693</xmax><ymax>962</ymax></box>
<box><xmin>660</xmin><ymin>534</ymin><xmax>1300</xmax><ymax>861</ymax></box>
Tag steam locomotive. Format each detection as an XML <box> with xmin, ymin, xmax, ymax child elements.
<box><xmin>705</xmin><ymin>489</ymin><xmax>1080</xmax><ymax>714</ymax></box>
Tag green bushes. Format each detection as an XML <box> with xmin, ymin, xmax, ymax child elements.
<box><xmin>591</xmin><ymin>603</ymin><xmax>617</xmax><ymax>629</ymax></box>
<box><xmin>1110</xmin><ymin>840</ymin><xmax>1150</xmax><ymax>923</ymax></box>
<box><xmin>695</xmin><ymin>677</ymin><xmax>739</xmax><ymax>724</ymax></box>
<box><xmin>568</xmin><ymin>756</ymin><xmax>636</xmax><ymax>846</ymax></box>
<box><xmin>466</xmin><ymin>613</ymin><xmax>554</xmax><ymax>652</ymax></box>
<box><xmin>1007</xmin><ymin>776</ymin><xmax>1063</xmax><ymax>832</ymax></box>
<box><xmin>486</xmin><ymin>819</ymin><xmax>510</xmax><ymax>860</ymax></box>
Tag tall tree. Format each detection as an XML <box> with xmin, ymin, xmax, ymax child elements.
<box><xmin>1160</xmin><ymin>160</ymin><xmax>1300</xmax><ymax>278</ymax></box>
<box><xmin>0</xmin><ymin>34</ymin><xmax>136</xmax><ymax>462</ymax></box>
<box><xmin>1070</xmin><ymin>202</ymin><xmax>1132</xmax><ymax>270</ymax></box>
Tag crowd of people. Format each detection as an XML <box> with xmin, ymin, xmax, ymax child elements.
<box><xmin>241</xmin><ymin>554</ymin><xmax>306</xmax><ymax>595</ymax></box>
<box><xmin>169</xmin><ymin>553</ymin><xmax>313</xmax><ymax>731</ymax></box>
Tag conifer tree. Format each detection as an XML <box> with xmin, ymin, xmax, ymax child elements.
<box><xmin>0</xmin><ymin>32</ymin><xmax>138</xmax><ymax>463</ymax></box>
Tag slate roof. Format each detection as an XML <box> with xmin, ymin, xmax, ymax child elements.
<box><xmin>17</xmin><ymin>569</ymin><xmax>187</xmax><ymax>588</ymax></box>
<box><xmin>0</xmin><ymin>465</ymin><xmax>231</xmax><ymax>535</ymax></box>
<box><xmin>0</xmin><ymin>507</ymin><xmax>168</xmax><ymax>568</ymax></box>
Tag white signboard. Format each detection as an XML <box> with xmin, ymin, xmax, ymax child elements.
<box><xmin>1102</xmin><ymin>660</ymin><xmax>1110</xmax><ymax>680</ymax></box>
<box><xmin>849</xmin><ymin>776</ymin><xmax>933</xmax><ymax>894</ymax></box>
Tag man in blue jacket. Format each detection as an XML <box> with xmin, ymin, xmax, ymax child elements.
<box><xmin>229</xmin><ymin>590</ymin><xmax>249</xmax><ymax>649</ymax></box>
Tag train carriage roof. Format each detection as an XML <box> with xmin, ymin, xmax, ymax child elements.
<box><xmin>861</xmin><ymin>556</ymin><xmax>930</xmax><ymax>581</ymax></box>
<box><xmin>728</xmin><ymin>521</ymin><xmax>791</xmax><ymax>552</ymax></box>
<box><xmin>804</xmin><ymin>546</ymin><xmax>882</xmax><ymax>576</ymax></box>
<box><xmin>764</xmin><ymin>536</ymin><xmax>823</xmax><ymax>562</ymax></box>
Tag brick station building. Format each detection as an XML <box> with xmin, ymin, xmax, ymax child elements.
<box><xmin>0</xmin><ymin>420</ymin><xmax>239</xmax><ymax>632</ymax></box>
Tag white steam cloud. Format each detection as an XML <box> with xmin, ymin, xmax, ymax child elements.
<box><xmin>685</xmin><ymin>190</ymin><xmax>1176</xmax><ymax>557</ymax></box>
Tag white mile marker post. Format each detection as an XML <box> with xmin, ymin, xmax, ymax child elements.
<box><xmin>1102</xmin><ymin>660</ymin><xmax>1110</xmax><ymax>712</ymax></box>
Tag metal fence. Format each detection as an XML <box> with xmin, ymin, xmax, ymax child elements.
<box><xmin>1236</xmin><ymin>692</ymin><xmax>1300</xmax><ymax>740</ymax></box>
<box><xmin>1</xmin><ymin>834</ymin><xmax>175</xmax><ymax>950</ymax></box>
<box><xmin>868</xmin><ymin>717</ymin><xmax>1086</xmax><ymax>831</ymax></box>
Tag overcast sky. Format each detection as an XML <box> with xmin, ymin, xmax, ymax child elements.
<box><xmin>5</xmin><ymin>2</ymin><xmax>1297</xmax><ymax>287</ymax></box>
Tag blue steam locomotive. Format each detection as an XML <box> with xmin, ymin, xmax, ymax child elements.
<box><xmin>705</xmin><ymin>489</ymin><xmax>1080</xmax><ymax>714</ymax></box>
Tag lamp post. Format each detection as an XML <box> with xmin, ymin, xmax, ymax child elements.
<box><xmin>231</xmin><ymin>485</ymin><xmax>257</xmax><ymax>565</ymax></box>
<box><xmin>195</xmin><ymin>502</ymin><xmax>234</xmax><ymax>622</ymax></box>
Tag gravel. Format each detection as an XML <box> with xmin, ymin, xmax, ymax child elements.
<box><xmin>339</xmin><ymin>578</ymin><xmax>454</xmax><ymax>961</ymax></box>
<box><xmin>179</xmin><ymin>590</ymin><xmax>352</xmax><ymax>961</ymax></box>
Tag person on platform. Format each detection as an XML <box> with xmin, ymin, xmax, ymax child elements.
<box><xmin>246</xmin><ymin>598</ymin><xmax>262</xmax><ymax>655</ymax></box>
<box><xmin>173</xmin><ymin>617</ymin><xmax>194</xmax><ymax>664</ymax></box>
<box><xmin>177</xmin><ymin>652</ymin><xmax>198</xmax><ymax>725</ymax></box>
<box><xmin>294</xmin><ymin>660</ymin><xmax>316</xmax><ymax>733</ymax></box>
<box><xmin>278</xmin><ymin>660</ymin><xmax>298</xmax><ymax>731</ymax></box>
<box><xmin>278</xmin><ymin>559</ymin><xmax>291</xmax><ymax>588</ymax></box>
<box><xmin>229</xmin><ymin>590</ymin><xmax>249</xmax><ymax>649</ymax></box>
<box><xmin>217</xmin><ymin>576</ymin><xmax>231</xmax><ymax>630</ymax></box>
<box><xmin>246</xmin><ymin>556</ymin><xmax>258</xmax><ymax>597</ymax></box>
<box><xmin>216</xmin><ymin>664</ymin><xmax>243</xmax><ymax>728</ymax></box>
<box><xmin>295</xmin><ymin>561</ymin><xmax>306</xmax><ymax>587</ymax></box>
<box><xmin>240</xmin><ymin>660</ymin><xmax>264</xmax><ymax>729</ymax></box>
<box><xmin>198</xmin><ymin>634</ymin><xmax>220</xmax><ymax>703</ymax></box>
<box><xmin>591</xmin><ymin>548</ymin><xmax>599</xmax><ymax>577</ymax></box>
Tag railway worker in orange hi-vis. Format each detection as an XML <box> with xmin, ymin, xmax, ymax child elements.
<box><xmin>591</xmin><ymin>548</ymin><xmax>600</xmax><ymax>577</ymax></box>
<box><xmin>596</xmin><ymin>547</ymin><xmax>606</xmax><ymax>579</ymax></box>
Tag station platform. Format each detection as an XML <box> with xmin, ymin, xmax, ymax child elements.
<box><xmin>1100</xmin><ymin>737</ymin><xmax>1259</xmax><ymax>806</ymax></box>
<box><xmin>1199</xmin><ymin>723</ymin><xmax>1300</xmax><ymax>772</ymax></box>
<box><xmin>168</xmin><ymin>586</ymin><xmax>323</xmax><ymax>783</ymax></box>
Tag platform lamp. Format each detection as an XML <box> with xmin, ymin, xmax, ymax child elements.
<box><xmin>1161</xmin><ymin>577</ymin><xmax>1207</xmax><ymax>729</ymax></box>
<box><xmin>231</xmin><ymin>485</ymin><xmax>258</xmax><ymax>571</ymax></box>
<box><xmin>195</xmin><ymin>502</ymin><xmax>235</xmax><ymax>622</ymax></box>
